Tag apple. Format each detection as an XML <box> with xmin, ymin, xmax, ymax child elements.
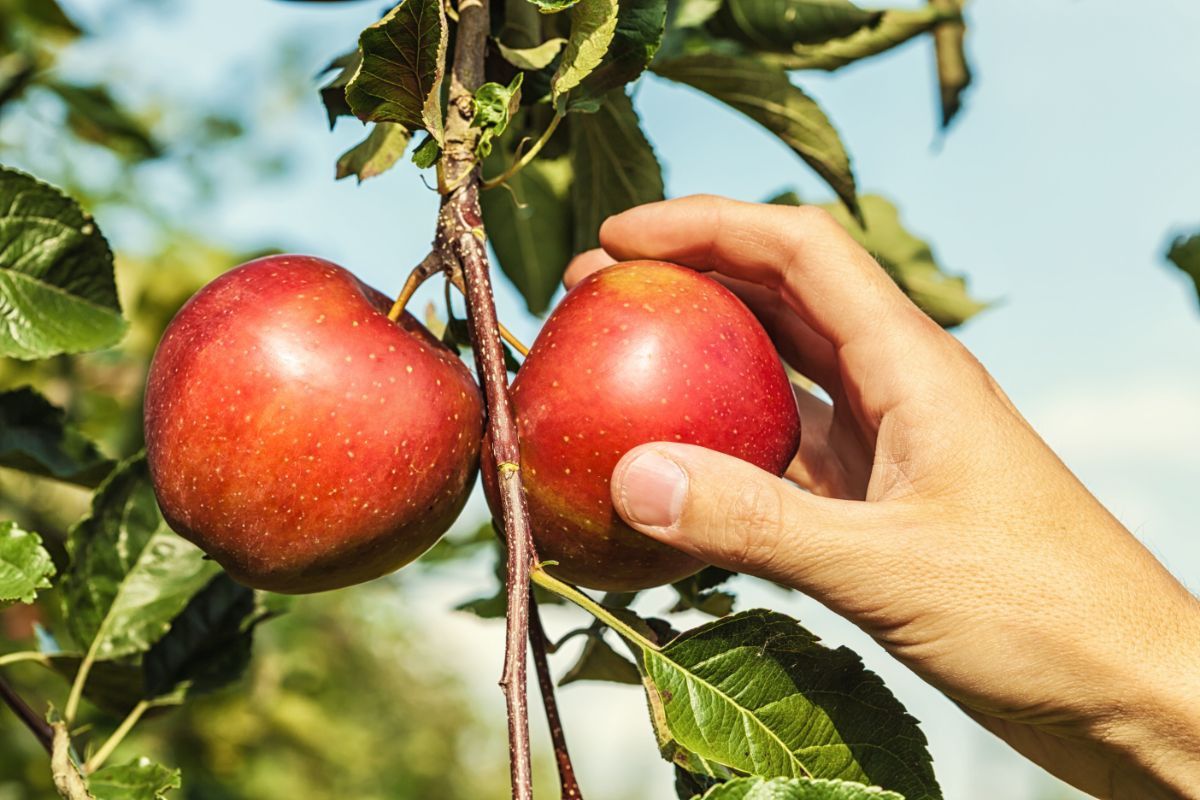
<box><xmin>484</xmin><ymin>260</ymin><xmax>801</xmax><ymax>592</ymax></box>
<box><xmin>144</xmin><ymin>255</ymin><xmax>483</xmax><ymax>593</ymax></box>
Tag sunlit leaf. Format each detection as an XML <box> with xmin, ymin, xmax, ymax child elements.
<box><xmin>0</xmin><ymin>166</ymin><xmax>127</xmax><ymax>360</ymax></box>
<box><xmin>0</xmin><ymin>521</ymin><xmax>54</xmax><ymax>606</ymax></box>
<box><xmin>1166</xmin><ymin>230</ymin><xmax>1200</xmax><ymax>309</ymax></box>
<box><xmin>473</xmin><ymin>73</ymin><xmax>524</xmax><ymax>157</ymax></box>
<box><xmin>498</xmin><ymin>38</ymin><xmax>568</xmax><ymax>70</ymax></box>
<box><xmin>708</xmin><ymin>0</ymin><xmax>881</xmax><ymax>51</ymax></box>
<box><xmin>552</xmin><ymin>0</ymin><xmax>621</xmax><ymax>103</ymax></box>
<box><xmin>768</xmin><ymin>8</ymin><xmax>952</xmax><ymax>71</ymax></box>
<box><xmin>0</xmin><ymin>387</ymin><xmax>114</xmax><ymax>486</ymax></box>
<box><xmin>569</xmin><ymin>90</ymin><xmax>664</xmax><ymax>252</ymax></box>
<box><xmin>653</xmin><ymin>54</ymin><xmax>860</xmax><ymax>222</ymax></box>
<box><xmin>526</xmin><ymin>0</ymin><xmax>583</xmax><ymax>13</ymax></box>
<box><xmin>336</xmin><ymin>122</ymin><xmax>412</xmax><ymax>182</ymax></box>
<box><xmin>88</xmin><ymin>759</ymin><xmax>181</xmax><ymax>800</ymax></box>
<box><xmin>572</xmin><ymin>0</ymin><xmax>668</xmax><ymax>105</ymax></box>
<box><xmin>346</xmin><ymin>0</ymin><xmax>448</xmax><ymax>143</ymax></box>
<box><xmin>696</xmin><ymin>777</ymin><xmax>905</xmax><ymax>800</ymax></box>
<box><xmin>929</xmin><ymin>0</ymin><xmax>970</xmax><ymax>127</ymax></box>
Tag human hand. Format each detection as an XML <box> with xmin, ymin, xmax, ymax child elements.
<box><xmin>564</xmin><ymin>195</ymin><xmax>1200</xmax><ymax>800</ymax></box>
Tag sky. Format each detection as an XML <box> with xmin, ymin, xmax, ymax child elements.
<box><xmin>49</xmin><ymin>1</ymin><xmax>1200</xmax><ymax>798</ymax></box>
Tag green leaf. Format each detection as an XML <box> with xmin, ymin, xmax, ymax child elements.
<box><xmin>1166</xmin><ymin>230</ymin><xmax>1200</xmax><ymax>309</ymax></box>
<box><xmin>653</xmin><ymin>54</ymin><xmax>860</xmax><ymax>222</ymax></box>
<box><xmin>411</xmin><ymin>134</ymin><xmax>442</xmax><ymax>168</ymax></box>
<box><xmin>0</xmin><ymin>167</ymin><xmax>127</xmax><ymax>360</ymax></box>
<box><xmin>0</xmin><ymin>387</ymin><xmax>114</xmax><ymax>486</ymax></box>
<box><xmin>569</xmin><ymin>90</ymin><xmax>665</xmax><ymax>252</ymax></box>
<box><xmin>473</xmin><ymin>73</ymin><xmax>524</xmax><ymax>158</ymax></box>
<box><xmin>929</xmin><ymin>0</ymin><xmax>970</xmax><ymax>127</ymax></box>
<box><xmin>318</xmin><ymin>50</ymin><xmax>362</xmax><ymax>128</ymax></box>
<box><xmin>10</xmin><ymin>0</ymin><xmax>83</xmax><ymax>38</ymax></box>
<box><xmin>47</xmin><ymin>655</ymin><xmax>147</xmax><ymax>716</ymax></box>
<box><xmin>61</xmin><ymin>455</ymin><xmax>220</xmax><ymax>662</ymax></box>
<box><xmin>707</xmin><ymin>0</ymin><xmax>882</xmax><ymax>51</ymax></box>
<box><xmin>767</xmin><ymin>8</ymin><xmax>953</xmax><ymax>71</ymax></box>
<box><xmin>346</xmin><ymin>0</ymin><xmax>448</xmax><ymax>143</ymax></box>
<box><xmin>526</xmin><ymin>0</ymin><xmax>582</xmax><ymax>13</ymax></box>
<box><xmin>0</xmin><ymin>52</ymin><xmax>36</xmax><ymax>109</ymax></box>
<box><xmin>481</xmin><ymin>143</ymin><xmax>574</xmax><ymax>314</ymax></box>
<box><xmin>767</xmin><ymin>190</ymin><xmax>804</xmax><ymax>206</ymax></box>
<box><xmin>551</xmin><ymin>0</ymin><xmax>621</xmax><ymax>104</ymax></box>
<box><xmin>0</xmin><ymin>521</ymin><xmax>55</xmax><ymax>606</ymax></box>
<box><xmin>671</xmin><ymin>567</ymin><xmax>736</xmax><ymax>617</ymax></box>
<box><xmin>638</xmin><ymin>610</ymin><xmax>940</xmax><ymax>799</ymax></box>
<box><xmin>88</xmin><ymin>759</ymin><xmax>181</xmax><ymax>800</ymax></box>
<box><xmin>572</xmin><ymin>0</ymin><xmax>668</xmax><ymax>105</ymax></box>
<box><xmin>559</xmin><ymin>631</ymin><xmax>642</xmax><ymax>686</ymax></box>
<box><xmin>670</xmin><ymin>0</ymin><xmax>723</xmax><ymax>29</ymax></box>
<box><xmin>819</xmin><ymin>195</ymin><xmax>986</xmax><ymax>328</ymax></box>
<box><xmin>498</xmin><ymin>38</ymin><xmax>569</xmax><ymax>70</ymax></box>
<box><xmin>336</xmin><ymin>122</ymin><xmax>412</xmax><ymax>182</ymax></box>
<box><xmin>697</xmin><ymin>777</ymin><xmax>905</xmax><ymax>800</ymax></box>
<box><xmin>46</xmin><ymin>82</ymin><xmax>161</xmax><ymax>161</ymax></box>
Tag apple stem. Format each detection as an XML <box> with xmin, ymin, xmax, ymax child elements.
<box><xmin>440</xmin><ymin>0</ymin><xmax>539</xmax><ymax>796</ymax></box>
<box><xmin>0</xmin><ymin>673</ymin><xmax>53</xmax><ymax>754</ymax></box>
<box><xmin>447</xmin><ymin>270</ymin><xmax>530</xmax><ymax>356</ymax></box>
<box><xmin>387</xmin><ymin>251</ymin><xmax>444</xmax><ymax>322</ymax></box>
<box><xmin>530</xmin><ymin>595</ymin><xmax>585</xmax><ymax>799</ymax></box>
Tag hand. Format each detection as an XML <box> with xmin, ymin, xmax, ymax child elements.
<box><xmin>564</xmin><ymin>195</ymin><xmax>1200</xmax><ymax>800</ymax></box>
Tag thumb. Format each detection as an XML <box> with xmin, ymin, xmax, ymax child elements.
<box><xmin>610</xmin><ymin>443</ymin><xmax>888</xmax><ymax>596</ymax></box>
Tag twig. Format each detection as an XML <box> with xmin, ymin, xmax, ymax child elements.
<box><xmin>387</xmin><ymin>251</ymin><xmax>445</xmax><ymax>321</ymax></box>
<box><xmin>439</xmin><ymin>0</ymin><xmax>537</xmax><ymax>796</ymax></box>
<box><xmin>83</xmin><ymin>699</ymin><xmax>150</xmax><ymax>774</ymax></box>
<box><xmin>0</xmin><ymin>673</ymin><xmax>53</xmax><ymax>753</ymax></box>
<box><xmin>50</xmin><ymin>722</ymin><xmax>92</xmax><ymax>800</ymax></box>
<box><xmin>530</xmin><ymin>596</ymin><xmax>584</xmax><ymax>799</ymax></box>
<box><xmin>481</xmin><ymin>110</ymin><xmax>564</xmax><ymax>190</ymax></box>
<box><xmin>446</xmin><ymin>269</ymin><xmax>530</xmax><ymax>356</ymax></box>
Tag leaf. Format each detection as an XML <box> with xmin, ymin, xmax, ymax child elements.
<box><xmin>46</xmin><ymin>82</ymin><xmax>161</xmax><ymax>161</ymax></box>
<box><xmin>0</xmin><ymin>387</ymin><xmax>114</xmax><ymax>486</ymax></box>
<box><xmin>526</xmin><ymin>0</ymin><xmax>583</xmax><ymax>13</ymax></box>
<box><xmin>0</xmin><ymin>52</ymin><xmax>36</xmax><ymax>109</ymax></box>
<box><xmin>1166</xmin><ymin>230</ymin><xmax>1200</xmax><ymax>309</ymax></box>
<box><xmin>929</xmin><ymin>0</ymin><xmax>970</xmax><ymax>128</ymax></box>
<box><xmin>569</xmin><ymin>90</ymin><xmax>664</xmax><ymax>252</ymax></box>
<box><xmin>670</xmin><ymin>0</ymin><xmax>723</xmax><ymax>30</ymax></box>
<box><xmin>768</xmin><ymin>8</ymin><xmax>952</xmax><ymax>71</ymax></box>
<box><xmin>47</xmin><ymin>655</ymin><xmax>147</xmax><ymax>716</ymax></box>
<box><xmin>551</xmin><ymin>0</ymin><xmax>621</xmax><ymax>104</ymax></box>
<box><xmin>318</xmin><ymin>50</ymin><xmax>362</xmax><ymax>128</ymax></box>
<box><xmin>480</xmin><ymin>143</ymin><xmax>574</xmax><ymax>314</ymax></box>
<box><xmin>559</xmin><ymin>631</ymin><xmax>642</xmax><ymax>686</ymax></box>
<box><xmin>88</xmin><ymin>759</ymin><xmax>181</xmax><ymax>800</ymax></box>
<box><xmin>573</xmin><ymin>0</ymin><xmax>668</xmax><ymax>105</ymax></box>
<box><xmin>61</xmin><ymin>455</ymin><xmax>220</xmax><ymax>662</ymax></box>
<box><xmin>768</xmin><ymin>190</ymin><xmax>804</xmax><ymax>206</ymax></box>
<box><xmin>498</xmin><ymin>38</ymin><xmax>568</xmax><ymax>70</ymax></box>
<box><xmin>346</xmin><ymin>0</ymin><xmax>448</xmax><ymax>143</ymax></box>
<box><xmin>473</xmin><ymin>73</ymin><xmax>524</xmax><ymax>158</ymax></box>
<box><xmin>10</xmin><ymin>0</ymin><xmax>83</xmax><ymax>38</ymax></box>
<box><xmin>142</xmin><ymin>574</ymin><xmax>274</xmax><ymax>703</ymax></box>
<box><xmin>336</xmin><ymin>122</ymin><xmax>412</xmax><ymax>182</ymax></box>
<box><xmin>819</xmin><ymin>195</ymin><xmax>985</xmax><ymax>328</ymax></box>
<box><xmin>707</xmin><ymin>0</ymin><xmax>882</xmax><ymax>51</ymax></box>
<box><xmin>411</xmin><ymin>134</ymin><xmax>442</xmax><ymax>168</ymax></box>
<box><xmin>697</xmin><ymin>777</ymin><xmax>905</xmax><ymax>800</ymax></box>
<box><xmin>671</xmin><ymin>567</ymin><xmax>736</xmax><ymax>617</ymax></box>
<box><xmin>0</xmin><ymin>521</ymin><xmax>55</xmax><ymax>606</ymax></box>
<box><xmin>653</xmin><ymin>54</ymin><xmax>860</xmax><ymax>222</ymax></box>
<box><xmin>0</xmin><ymin>167</ymin><xmax>127</xmax><ymax>360</ymax></box>
<box><xmin>638</xmin><ymin>610</ymin><xmax>940</xmax><ymax>799</ymax></box>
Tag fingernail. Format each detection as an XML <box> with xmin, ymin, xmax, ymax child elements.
<box><xmin>618</xmin><ymin>452</ymin><xmax>688</xmax><ymax>527</ymax></box>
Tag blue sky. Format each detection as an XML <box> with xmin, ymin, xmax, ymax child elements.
<box><xmin>51</xmin><ymin>1</ymin><xmax>1200</xmax><ymax>798</ymax></box>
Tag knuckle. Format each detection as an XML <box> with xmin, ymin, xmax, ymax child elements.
<box><xmin>709</xmin><ymin>478</ymin><xmax>788</xmax><ymax>572</ymax></box>
<box><xmin>793</xmin><ymin>204</ymin><xmax>839</xmax><ymax>232</ymax></box>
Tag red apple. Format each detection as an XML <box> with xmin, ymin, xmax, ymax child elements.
<box><xmin>144</xmin><ymin>255</ymin><xmax>483</xmax><ymax>593</ymax></box>
<box><xmin>484</xmin><ymin>260</ymin><xmax>800</xmax><ymax>591</ymax></box>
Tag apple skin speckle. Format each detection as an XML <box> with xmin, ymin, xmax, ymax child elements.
<box><xmin>482</xmin><ymin>261</ymin><xmax>801</xmax><ymax>592</ymax></box>
<box><xmin>144</xmin><ymin>255</ymin><xmax>483</xmax><ymax>594</ymax></box>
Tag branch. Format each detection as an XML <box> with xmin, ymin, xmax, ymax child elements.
<box><xmin>0</xmin><ymin>673</ymin><xmax>52</xmax><ymax>753</ymax></box>
<box><xmin>439</xmin><ymin>0</ymin><xmax>537</xmax><ymax>797</ymax></box>
<box><xmin>530</xmin><ymin>596</ymin><xmax>584</xmax><ymax>799</ymax></box>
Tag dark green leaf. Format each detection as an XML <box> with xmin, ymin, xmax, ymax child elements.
<box><xmin>1166</xmin><ymin>230</ymin><xmax>1200</xmax><ymax>309</ymax></box>
<box><xmin>641</xmin><ymin>610</ymin><xmax>940</xmax><ymax>799</ymax></box>
<box><xmin>671</xmin><ymin>567</ymin><xmax>736</xmax><ymax>617</ymax></box>
<box><xmin>318</xmin><ymin>50</ymin><xmax>362</xmax><ymax>128</ymax></box>
<box><xmin>47</xmin><ymin>655</ymin><xmax>146</xmax><ymax>716</ymax></box>
<box><xmin>0</xmin><ymin>52</ymin><xmax>36</xmax><ymax>109</ymax></box>
<box><xmin>497</xmin><ymin>38</ymin><xmax>568</xmax><ymax>70</ymax></box>
<box><xmin>336</xmin><ymin>122</ymin><xmax>412</xmax><ymax>182</ymax></box>
<box><xmin>572</xmin><ymin>0</ymin><xmax>668</xmax><ymax>105</ymax></box>
<box><xmin>61</xmin><ymin>455</ymin><xmax>220</xmax><ymax>662</ymax></box>
<box><xmin>346</xmin><ymin>0</ymin><xmax>448</xmax><ymax>143</ymax></box>
<box><xmin>767</xmin><ymin>8</ymin><xmax>952</xmax><ymax>71</ymax></box>
<box><xmin>0</xmin><ymin>166</ymin><xmax>127</xmax><ymax>360</ymax></box>
<box><xmin>820</xmin><ymin>195</ymin><xmax>986</xmax><ymax>328</ymax></box>
<box><xmin>456</xmin><ymin>543</ymin><xmax>563</xmax><ymax>618</ymax></box>
<box><xmin>0</xmin><ymin>521</ymin><xmax>55</xmax><ymax>606</ymax></box>
<box><xmin>411</xmin><ymin>134</ymin><xmax>442</xmax><ymax>168</ymax></box>
<box><xmin>47</xmin><ymin>82</ymin><xmax>161</xmax><ymax>161</ymax></box>
<box><xmin>552</xmin><ymin>0</ymin><xmax>621</xmax><ymax>103</ymax></box>
<box><xmin>708</xmin><ymin>0</ymin><xmax>881</xmax><ymax>51</ymax></box>
<box><xmin>697</xmin><ymin>777</ymin><xmax>905</xmax><ymax>800</ymax></box>
<box><xmin>88</xmin><ymin>759</ymin><xmax>181</xmax><ymax>800</ymax></box>
<box><xmin>559</xmin><ymin>631</ymin><xmax>642</xmax><ymax>686</ymax></box>
<box><xmin>653</xmin><ymin>54</ymin><xmax>860</xmax><ymax>222</ymax></box>
<box><xmin>767</xmin><ymin>190</ymin><xmax>803</xmax><ymax>206</ymax></box>
<box><xmin>11</xmin><ymin>0</ymin><xmax>82</xmax><ymax>38</ymax></box>
<box><xmin>930</xmin><ymin>0</ymin><xmax>970</xmax><ymax>127</ymax></box>
<box><xmin>473</xmin><ymin>74</ymin><xmax>524</xmax><ymax>157</ymax></box>
<box><xmin>0</xmin><ymin>387</ymin><xmax>114</xmax><ymax>486</ymax></box>
<box><xmin>569</xmin><ymin>90</ymin><xmax>664</xmax><ymax>252</ymax></box>
<box><xmin>481</xmin><ymin>142</ymin><xmax>573</xmax><ymax>314</ymax></box>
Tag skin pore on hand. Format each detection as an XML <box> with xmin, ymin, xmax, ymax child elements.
<box><xmin>564</xmin><ymin>195</ymin><xmax>1200</xmax><ymax>800</ymax></box>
